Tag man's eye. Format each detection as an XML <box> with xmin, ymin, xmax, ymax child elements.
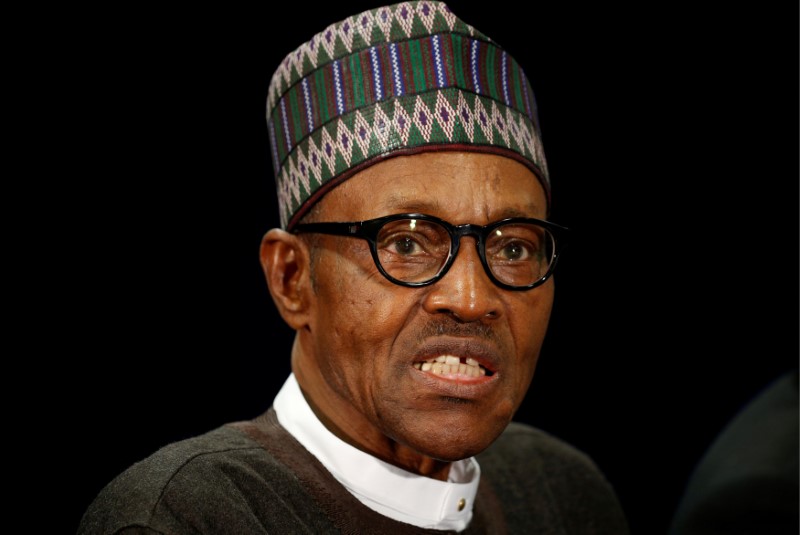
<box><xmin>499</xmin><ymin>241</ymin><xmax>530</xmax><ymax>261</ymax></box>
<box><xmin>391</xmin><ymin>236</ymin><xmax>421</xmax><ymax>255</ymax></box>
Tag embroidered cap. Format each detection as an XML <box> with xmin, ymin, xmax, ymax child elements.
<box><xmin>267</xmin><ymin>1</ymin><xmax>550</xmax><ymax>230</ymax></box>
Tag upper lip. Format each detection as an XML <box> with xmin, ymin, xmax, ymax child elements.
<box><xmin>411</xmin><ymin>337</ymin><xmax>501</xmax><ymax>374</ymax></box>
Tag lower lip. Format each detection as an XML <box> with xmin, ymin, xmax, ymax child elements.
<box><xmin>410</xmin><ymin>366</ymin><xmax>497</xmax><ymax>398</ymax></box>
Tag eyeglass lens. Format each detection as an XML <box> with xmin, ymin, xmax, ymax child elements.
<box><xmin>375</xmin><ymin>218</ymin><xmax>555</xmax><ymax>287</ymax></box>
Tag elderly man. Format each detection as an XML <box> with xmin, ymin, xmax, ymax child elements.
<box><xmin>79</xmin><ymin>2</ymin><xmax>628</xmax><ymax>533</ymax></box>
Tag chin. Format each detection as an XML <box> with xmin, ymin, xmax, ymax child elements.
<box><xmin>420</xmin><ymin>436</ymin><xmax>498</xmax><ymax>462</ymax></box>
<box><xmin>401</xmin><ymin>416</ymin><xmax>510</xmax><ymax>462</ymax></box>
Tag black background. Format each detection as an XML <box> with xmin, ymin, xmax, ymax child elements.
<box><xmin>57</xmin><ymin>2</ymin><xmax>797</xmax><ymax>534</ymax></box>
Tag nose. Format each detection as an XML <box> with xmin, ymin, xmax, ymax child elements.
<box><xmin>421</xmin><ymin>237</ymin><xmax>503</xmax><ymax>322</ymax></box>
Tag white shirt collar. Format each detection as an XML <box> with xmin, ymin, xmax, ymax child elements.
<box><xmin>273</xmin><ymin>373</ymin><xmax>480</xmax><ymax>531</ymax></box>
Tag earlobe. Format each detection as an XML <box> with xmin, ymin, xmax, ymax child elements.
<box><xmin>260</xmin><ymin>229</ymin><xmax>312</xmax><ymax>329</ymax></box>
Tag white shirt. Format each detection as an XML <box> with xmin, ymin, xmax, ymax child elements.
<box><xmin>273</xmin><ymin>373</ymin><xmax>481</xmax><ymax>531</ymax></box>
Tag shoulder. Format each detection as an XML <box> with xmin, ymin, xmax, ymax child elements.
<box><xmin>78</xmin><ymin>423</ymin><xmax>296</xmax><ymax>535</ymax></box>
<box><xmin>481</xmin><ymin>420</ymin><xmax>600</xmax><ymax>475</ymax></box>
<box><xmin>477</xmin><ymin>421</ymin><xmax>630</xmax><ymax>534</ymax></box>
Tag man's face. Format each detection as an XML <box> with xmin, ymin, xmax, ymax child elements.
<box><xmin>297</xmin><ymin>151</ymin><xmax>554</xmax><ymax>463</ymax></box>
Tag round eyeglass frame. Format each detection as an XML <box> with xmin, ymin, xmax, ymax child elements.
<box><xmin>292</xmin><ymin>213</ymin><xmax>569</xmax><ymax>291</ymax></box>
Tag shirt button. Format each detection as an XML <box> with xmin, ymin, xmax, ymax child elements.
<box><xmin>457</xmin><ymin>498</ymin><xmax>466</xmax><ymax>511</ymax></box>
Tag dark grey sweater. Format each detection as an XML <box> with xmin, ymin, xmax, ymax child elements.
<box><xmin>78</xmin><ymin>409</ymin><xmax>629</xmax><ymax>534</ymax></box>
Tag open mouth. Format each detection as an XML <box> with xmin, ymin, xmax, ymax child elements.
<box><xmin>413</xmin><ymin>355</ymin><xmax>493</xmax><ymax>378</ymax></box>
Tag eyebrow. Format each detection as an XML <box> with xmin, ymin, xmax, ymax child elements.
<box><xmin>496</xmin><ymin>206</ymin><xmax>540</xmax><ymax>219</ymax></box>
<box><xmin>383</xmin><ymin>194</ymin><xmax>443</xmax><ymax>214</ymax></box>
<box><xmin>383</xmin><ymin>194</ymin><xmax>541</xmax><ymax>220</ymax></box>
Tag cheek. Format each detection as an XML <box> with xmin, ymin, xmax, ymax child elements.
<box><xmin>319</xmin><ymin>243</ymin><xmax>413</xmax><ymax>342</ymax></box>
<box><xmin>312</xmin><ymin>259</ymin><xmax>415</xmax><ymax>389</ymax></box>
<box><xmin>327</xmin><ymin>279</ymin><xmax>407</xmax><ymax>342</ymax></box>
<box><xmin>325</xmin><ymin>298</ymin><xmax>414</xmax><ymax>418</ymax></box>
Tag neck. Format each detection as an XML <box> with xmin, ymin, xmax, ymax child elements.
<box><xmin>302</xmin><ymin>385</ymin><xmax>452</xmax><ymax>481</ymax></box>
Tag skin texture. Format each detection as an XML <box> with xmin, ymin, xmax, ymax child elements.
<box><xmin>261</xmin><ymin>151</ymin><xmax>554</xmax><ymax>481</ymax></box>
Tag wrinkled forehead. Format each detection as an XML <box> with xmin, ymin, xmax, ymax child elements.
<box><xmin>265</xmin><ymin>1</ymin><xmax>551</xmax><ymax>230</ymax></box>
<box><xmin>310</xmin><ymin>151</ymin><xmax>548</xmax><ymax>223</ymax></box>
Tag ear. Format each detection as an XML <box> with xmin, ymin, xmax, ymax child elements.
<box><xmin>260</xmin><ymin>228</ymin><xmax>313</xmax><ymax>330</ymax></box>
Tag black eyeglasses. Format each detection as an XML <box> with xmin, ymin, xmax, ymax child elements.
<box><xmin>293</xmin><ymin>213</ymin><xmax>569</xmax><ymax>291</ymax></box>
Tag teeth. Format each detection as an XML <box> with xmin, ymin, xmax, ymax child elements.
<box><xmin>416</xmin><ymin>355</ymin><xmax>487</xmax><ymax>377</ymax></box>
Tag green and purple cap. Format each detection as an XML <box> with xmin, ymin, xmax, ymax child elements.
<box><xmin>266</xmin><ymin>1</ymin><xmax>550</xmax><ymax>230</ymax></box>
